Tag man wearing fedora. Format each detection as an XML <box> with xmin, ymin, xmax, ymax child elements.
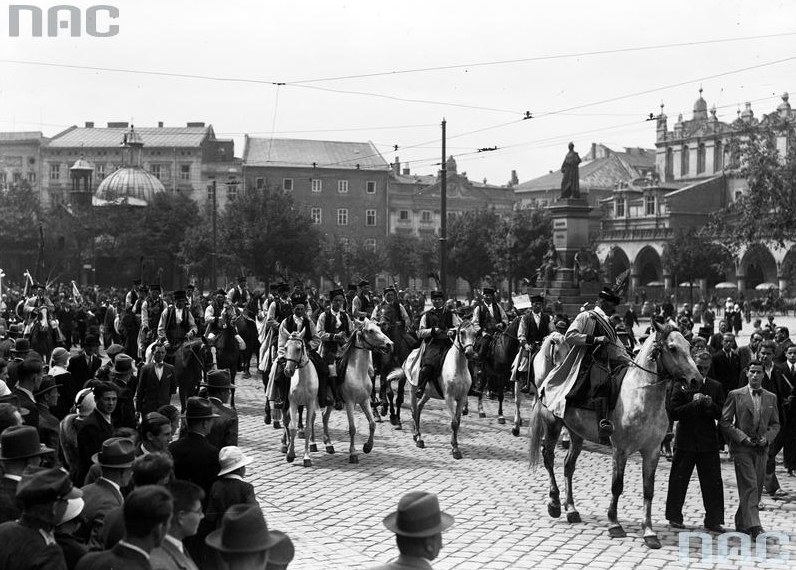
<box><xmin>110</xmin><ymin>354</ymin><xmax>139</xmax><ymax>429</ymax></box>
<box><xmin>76</xmin><ymin>382</ymin><xmax>118</xmax><ymax>485</ymax></box>
<box><xmin>0</xmin><ymin>467</ymin><xmax>82</xmax><ymax>570</ymax></box>
<box><xmin>79</xmin><ymin>437</ymin><xmax>136</xmax><ymax>546</ymax></box>
<box><xmin>200</xmin><ymin>369</ymin><xmax>238</xmax><ymax>449</ymax></box>
<box><xmin>273</xmin><ymin>295</ymin><xmax>322</xmax><ymax>409</ymax></box>
<box><xmin>205</xmin><ymin>504</ymin><xmax>290</xmax><ymax>570</ymax></box>
<box><xmin>66</xmin><ymin>334</ymin><xmax>102</xmax><ymax>389</ymax></box>
<box><xmin>141</xmin><ymin>285</ymin><xmax>168</xmax><ymax>359</ymax></box>
<box><xmin>76</xmin><ymin>485</ymin><xmax>173</xmax><ymax>570</ymax></box>
<box><xmin>371</xmin><ymin>490</ymin><xmax>454</xmax><ymax>569</ymax></box>
<box><xmin>13</xmin><ymin>357</ymin><xmax>44</xmax><ymax>429</ymax></box>
<box><xmin>35</xmin><ymin>375</ymin><xmax>61</xmax><ymax>458</ymax></box>
<box><xmin>0</xmin><ymin>425</ymin><xmax>54</xmax><ymax>524</ymax></box>
<box><xmin>150</xmin><ymin>480</ymin><xmax>205</xmax><ymax>570</ymax></box>
<box><xmin>169</xmin><ymin>397</ymin><xmax>221</xmax><ymax>501</ymax></box>
<box><xmin>136</xmin><ymin>343</ymin><xmax>176</xmax><ymax>418</ymax></box>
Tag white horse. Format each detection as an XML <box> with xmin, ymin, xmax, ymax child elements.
<box><xmin>528</xmin><ymin>322</ymin><xmax>699</xmax><ymax>549</ymax></box>
<box><xmin>511</xmin><ymin>331</ymin><xmax>569</xmax><ymax>437</ymax></box>
<box><xmin>315</xmin><ymin>318</ymin><xmax>393</xmax><ymax>464</ymax></box>
<box><xmin>280</xmin><ymin>331</ymin><xmax>318</xmax><ymax>467</ymax></box>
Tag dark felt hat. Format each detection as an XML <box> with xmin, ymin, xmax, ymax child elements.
<box><xmin>184</xmin><ymin>397</ymin><xmax>220</xmax><ymax>420</ymax></box>
<box><xmin>482</xmin><ymin>287</ymin><xmax>495</xmax><ymax>296</ymax></box>
<box><xmin>598</xmin><ymin>287</ymin><xmax>621</xmax><ymax>305</ymax></box>
<box><xmin>91</xmin><ymin>437</ymin><xmax>136</xmax><ymax>468</ymax></box>
<box><xmin>214</xmin><ymin>288</ymin><xmax>227</xmax><ymax>296</ymax></box>
<box><xmin>382</xmin><ymin>491</ymin><xmax>454</xmax><ymax>537</ymax></box>
<box><xmin>0</xmin><ymin>425</ymin><xmax>54</xmax><ymax>459</ymax></box>
<box><xmin>430</xmin><ymin>291</ymin><xmax>444</xmax><ymax>300</ymax></box>
<box><xmin>106</xmin><ymin>344</ymin><xmax>125</xmax><ymax>358</ymax></box>
<box><xmin>16</xmin><ymin>467</ymin><xmax>81</xmax><ymax>505</ymax></box>
<box><xmin>530</xmin><ymin>294</ymin><xmax>545</xmax><ymax>303</ymax></box>
<box><xmin>84</xmin><ymin>334</ymin><xmax>100</xmax><ymax>347</ymax></box>
<box><xmin>383</xmin><ymin>287</ymin><xmax>396</xmax><ymax>295</ymax></box>
<box><xmin>0</xmin><ymin>394</ymin><xmax>30</xmax><ymax>415</ymax></box>
<box><xmin>11</xmin><ymin>338</ymin><xmax>31</xmax><ymax>355</ymax></box>
<box><xmin>237</xmin><ymin>275</ymin><xmax>248</xmax><ymax>283</ymax></box>
<box><xmin>34</xmin><ymin>376</ymin><xmax>58</xmax><ymax>398</ymax></box>
<box><xmin>186</xmin><ymin>284</ymin><xmax>195</xmax><ymax>290</ymax></box>
<box><xmin>206</xmin><ymin>504</ymin><xmax>287</xmax><ymax>553</ymax></box>
<box><xmin>200</xmin><ymin>369</ymin><xmax>235</xmax><ymax>390</ymax></box>
<box><xmin>278</xmin><ymin>283</ymin><xmax>291</xmax><ymax>294</ymax></box>
<box><xmin>150</xmin><ymin>283</ymin><xmax>162</xmax><ymax>292</ymax></box>
<box><xmin>133</xmin><ymin>279</ymin><xmax>142</xmax><ymax>285</ymax></box>
<box><xmin>111</xmin><ymin>354</ymin><xmax>134</xmax><ymax>375</ymax></box>
<box><xmin>173</xmin><ymin>290</ymin><xmax>187</xmax><ymax>302</ymax></box>
<box><xmin>290</xmin><ymin>294</ymin><xmax>306</xmax><ymax>307</ymax></box>
<box><xmin>329</xmin><ymin>289</ymin><xmax>345</xmax><ymax>300</ymax></box>
<box><xmin>347</xmin><ymin>284</ymin><xmax>358</xmax><ymax>292</ymax></box>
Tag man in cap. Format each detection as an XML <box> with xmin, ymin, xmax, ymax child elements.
<box><xmin>125</xmin><ymin>278</ymin><xmax>144</xmax><ymax>311</ymax></box>
<box><xmin>34</xmin><ymin>376</ymin><xmax>61</xmax><ymax>456</ymax></box>
<box><xmin>415</xmin><ymin>291</ymin><xmax>462</xmax><ymax>399</ymax></box>
<box><xmin>75</xmin><ymin>382</ymin><xmax>118</xmax><ymax>486</ymax></box>
<box><xmin>274</xmin><ymin>294</ymin><xmax>322</xmax><ymax>409</ymax></box>
<box><xmin>204</xmin><ymin>288</ymin><xmax>231</xmax><ymax>325</ymax></box>
<box><xmin>76</xmin><ymin>485</ymin><xmax>173</xmax><ymax>570</ymax></box>
<box><xmin>12</xmin><ymin>357</ymin><xmax>43</xmax><ymax>428</ymax></box>
<box><xmin>352</xmin><ymin>279</ymin><xmax>375</xmax><ymax>320</ymax></box>
<box><xmin>150</xmin><ymin>480</ymin><xmax>205</xmax><ymax>570</ymax></box>
<box><xmin>539</xmin><ymin>287</ymin><xmax>632</xmax><ymax>444</ymax></box>
<box><xmin>169</xmin><ymin>397</ymin><xmax>221</xmax><ymax>500</ymax></box>
<box><xmin>79</xmin><ymin>437</ymin><xmax>136</xmax><ymax>546</ymax></box>
<box><xmin>513</xmin><ymin>294</ymin><xmax>555</xmax><ymax>393</ymax></box>
<box><xmin>66</xmin><ymin>333</ymin><xmax>101</xmax><ymax>389</ymax></box>
<box><xmin>227</xmin><ymin>276</ymin><xmax>251</xmax><ymax>310</ymax></box>
<box><xmin>110</xmin><ymin>354</ymin><xmax>138</xmax><ymax>428</ymax></box>
<box><xmin>316</xmin><ymin>289</ymin><xmax>354</xmax><ymax>410</ymax></box>
<box><xmin>205</xmin><ymin>504</ymin><xmax>290</xmax><ymax>570</ymax></box>
<box><xmin>0</xmin><ymin>425</ymin><xmax>54</xmax><ymax>523</ymax></box>
<box><xmin>158</xmin><ymin>290</ymin><xmax>198</xmax><ymax>366</ymax></box>
<box><xmin>0</xmin><ymin>467</ymin><xmax>82</xmax><ymax>570</ymax></box>
<box><xmin>370</xmin><ymin>490</ymin><xmax>454</xmax><ymax>569</ymax></box>
<box><xmin>135</xmin><ymin>342</ymin><xmax>176</xmax><ymax>418</ymax></box>
<box><xmin>200</xmin><ymin>369</ymin><xmax>239</xmax><ymax>449</ymax></box>
<box><xmin>140</xmin><ymin>284</ymin><xmax>168</xmax><ymax>358</ymax></box>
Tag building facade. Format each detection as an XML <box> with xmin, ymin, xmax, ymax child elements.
<box><xmin>0</xmin><ymin>131</ymin><xmax>46</xmax><ymax>196</ymax></box>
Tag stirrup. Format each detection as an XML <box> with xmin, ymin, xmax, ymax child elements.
<box><xmin>598</xmin><ymin>419</ymin><xmax>614</xmax><ymax>435</ymax></box>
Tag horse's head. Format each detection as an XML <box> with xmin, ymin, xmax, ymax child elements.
<box><xmin>647</xmin><ymin>321</ymin><xmax>699</xmax><ymax>384</ymax></box>
<box><xmin>358</xmin><ymin>318</ymin><xmax>393</xmax><ymax>354</ymax></box>
<box><xmin>284</xmin><ymin>330</ymin><xmax>307</xmax><ymax>377</ymax></box>
<box><xmin>455</xmin><ymin>319</ymin><xmax>477</xmax><ymax>359</ymax></box>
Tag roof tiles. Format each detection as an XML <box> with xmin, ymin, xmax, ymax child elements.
<box><xmin>48</xmin><ymin>126</ymin><xmax>210</xmax><ymax>148</ymax></box>
<box><xmin>244</xmin><ymin>138</ymin><xmax>388</xmax><ymax>171</ymax></box>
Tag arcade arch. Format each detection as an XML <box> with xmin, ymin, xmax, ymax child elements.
<box><xmin>634</xmin><ymin>246</ymin><xmax>663</xmax><ymax>286</ymax></box>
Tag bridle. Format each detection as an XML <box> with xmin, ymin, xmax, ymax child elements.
<box><xmin>452</xmin><ymin>321</ymin><xmax>476</xmax><ymax>355</ymax></box>
<box><xmin>284</xmin><ymin>336</ymin><xmax>309</xmax><ymax>369</ymax></box>
<box><xmin>353</xmin><ymin>325</ymin><xmax>390</xmax><ymax>353</ymax></box>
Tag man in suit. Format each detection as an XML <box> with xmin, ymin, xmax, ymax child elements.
<box><xmin>76</xmin><ymin>485</ymin><xmax>173</xmax><ymax>570</ymax></box>
<box><xmin>136</xmin><ymin>343</ymin><xmax>176</xmax><ymax>417</ymax></box>
<box><xmin>150</xmin><ymin>481</ymin><xmax>205</xmax><ymax>570</ymax></box>
<box><xmin>774</xmin><ymin>326</ymin><xmax>794</xmax><ymax>365</ymax></box>
<box><xmin>169</xmin><ymin>397</ymin><xmax>220</xmax><ymax>501</ymax></box>
<box><xmin>708</xmin><ymin>320</ymin><xmax>729</xmax><ymax>354</ymax></box>
<box><xmin>720</xmin><ymin>360</ymin><xmax>780</xmax><ymax>539</ymax></box>
<box><xmin>738</xmin><ymin>331</ymin><xmax>763</xmax><ymax>373</ymax></box>
<box><xmin>66</xmin><ymin>333</ymin><xmax>102</xmax><ymax>388</ymax></box>
<box><xmin>200</xmin><ymin>369</ymin><xmax>238</xmax><ymax>449</ymax></box>
<box><xmin>515</xmin><ymin>294</ymin><xmax>555</xmax><ymax>393</ymax></box>
<box><xmin>665</xmin><ymin>351</ymin><xmax>726</xmax><ymax>532</ymax></box>
<box><xmin>12</xmin><ymin>358</ymin><xmax>43</xmax><ymax>428</ymax></box>
<box><xmin>75</xmin><ymin>382</ymin><xmax>117</xmax><ymax>485</ymax></box>
<box><xmin>708</xmin><ymin>333</ymin><xmax>741</xmax><ymax>398</ymax></box>
<box><xmin>0</xmin><ymin>426</ymin><xmax>53</xmax><ymax>524</ymax></box>
<box><xmin>782</xmin><ymin>345</ymin><xmax>796</xmax><ymax>476</ymax></box>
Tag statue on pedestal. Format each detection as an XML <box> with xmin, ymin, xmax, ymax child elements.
<box><xmin>560</xmin><ymin>142</ymin><xmax>581</xmax><ymax>199</ymax></box>
<box><xmin>536</xmin><ymin>243</ymin><xmax>559</xmax><ymax>290</ymax></box>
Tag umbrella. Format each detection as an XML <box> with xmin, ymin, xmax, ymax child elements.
<box><xmin>678</xmin><ymin>281</ymin><xmax>697</xmax><ymax>287</ymax></box>
<box><xmin>645</xmin><ymin>281</ymin><xmax>664</xmax><ymax>287</ymax></box>
<box><xmin>714</xmin><ymin>282</ymin><xmax>738</xmax><ymax>289</ymax></box>
<box><xmin>755</xmin><ymin>282</ymin><xmax>778</xmax><ymax>290</ymax></box>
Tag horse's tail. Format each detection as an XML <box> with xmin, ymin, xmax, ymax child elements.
<box><xmin>527</xmin><ymin>399</ymin><xmax>546</xmax><ymax>472</ymax></box>
<box><xmin>386</xmin><ymin>367</ymin><xmax>405</xmax><ymax>385</ymax></box>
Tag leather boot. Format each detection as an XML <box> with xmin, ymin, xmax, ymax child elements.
<box><xmin>330</xmin><ymin>375</ymin><xmax>344</xmax><ymax>410</ymax></box>
<box><xmin>595</xmin><ymin>397</ymin><xmax>614</xmax><ymax>445</ymax></box>
<box><xmin>416</xmin><ymin>366</ymin><xmax>432</xmax><ymax>398</ymax></box>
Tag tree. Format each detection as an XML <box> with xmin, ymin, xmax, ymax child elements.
<box><xmin>489</xmin><ymin>208</ymin><xmax>552</xmax><ymax>291</ymax></box>
<box><xmin>708</xmin><ymin>122</ymin><xmax>796</xmax><ymax>249</ymax></box>
<box><xmin>384</xmin><ymin>233</ymin><xmax>420</xmax><ymax>287</ymax></box>
<box><xmin>662</xmin><ymin>228</ymin><xmax>733</xmax><ymax>302</ymax></box>
<box><xmin>447</xmin><ymin>209</ymin><xmax>499</xmax><ymax>292</ymax></box>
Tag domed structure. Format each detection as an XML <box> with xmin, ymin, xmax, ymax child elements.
<box><xmin>692</xmin><ymin>87</ymin><xmax>708</xmax><ymax>120</ymax></box>
<box><xmin>94</xmin><ymin>126</ymin><xmax>165</xmax><ymax>206</ymax></box>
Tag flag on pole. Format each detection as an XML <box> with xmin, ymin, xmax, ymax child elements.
<box><xmin>71</xmin><ymin>280</ymin><xmax>84</xmax><ymax>304</ymax></box>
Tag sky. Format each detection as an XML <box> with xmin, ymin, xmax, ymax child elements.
<box><xmin>1</xmin><ymin>0</ymin><xmax>795</xmax><ymax>185</ymax></box>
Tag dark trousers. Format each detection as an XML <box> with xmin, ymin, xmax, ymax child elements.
<box><xmin>784</xmin><ymin>416</ymin><xmax>796</xmax><ymax>471</ymax></box>
<box><xmin>764</xmin><ymin>430</ymin><xmax>786</xmax><ymax>494</ymax></box>
<box><xmin>665</xmin><ymin>448</ymin><xmax>724</xmax><ymax>527</ymax></box>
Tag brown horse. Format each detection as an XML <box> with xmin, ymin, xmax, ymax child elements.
<box><xmin>527</xmin><ymin>322</ymin><xmax>698</xmax><ymax>549</ymax></box>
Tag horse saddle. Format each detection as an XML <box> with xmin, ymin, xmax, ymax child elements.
<box><xmin>567</xmin><ymin>360</ymin><xmax>629</xmax><ymax>412</ymax></box>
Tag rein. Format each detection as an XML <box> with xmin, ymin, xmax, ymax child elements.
<box><xmin>284</xmin><ymin>337</ymin><xmax>309</xmax><ymax>369</ymax></box>
<box><xmin>452</xmin><ymin>322</ymin><xmax>475</xmax><ymax>355</ymax></box>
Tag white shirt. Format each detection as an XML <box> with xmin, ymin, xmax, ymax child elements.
<box><xmin>163</xmin><ymin>534</ymin><xmax>184</xmax><ymax>554</ymax></box>
<box><xmin>118</xmin><ymin>540</ymin><xmax>150</xmax><ymax>561</ymax></box>
<box><xmin>175</xmin><ymin>307</ymin><xmax>184</xmax><ymax>325</ymax></box>
<box><xmin>155</xmin><ymin>362</ymin><xmax>164</xmax><ymax>380</ymax></box>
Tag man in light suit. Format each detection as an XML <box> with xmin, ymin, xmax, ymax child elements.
<box><xmin>720</xmin><ymin>360</ymin><xmax>780</xmax><ymax>539</ymax></box>
<box><xmin>150</xmin><ymin>480</ymin><xmax>205</xmax><ymax>570</ymax></box>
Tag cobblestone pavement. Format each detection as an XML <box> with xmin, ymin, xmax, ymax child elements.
<box><xmin>232</xmin><ymin>373</ymin><xmax>796</xmax><ymax>570</ymax></box>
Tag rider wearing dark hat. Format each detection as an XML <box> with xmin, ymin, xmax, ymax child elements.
<box><xmin>472</xmin><ymin>287</ymin><xmax>509</xmax><ymax>363</ymax></box>
<box><xmin>227</xmin><ymin>276</ymin><xmax>251</xmax><ymax>310</ymax></box>
<box><xmin>157</xmin><ymin>290</ymin><xmax>198</xmax><ymax>366</ymax></box>
<box><xmin>274</xmin><ymin>295</ymin><xmax>322</xmax><ymax>409</ymax></box>
<box><xmin>372</xmin><ymin>287</ymin><xmax>414</xmax><ymax>406</ymax></box>
<box><xmin>316</xmin><ymin>289</ymin><xmax>353</xmax><ymax>410</ymax></box>
<box><xmin>351</xmin><ymin>279</ymin><xmax>374</xmax><ymax>320</ymax></box>
<box><xmin>140</xmin><ymin>284</ymin><xmax>167</xmax><ymax>356</ymax></box>
<box><xmin>415</xmin><ymin>291</ymin><xmax>462</xmax><ymax>399</ymax></box>
<box><xmin>514</xmin><ymin>294</ymin><xmax>555</xmax><ymax>393</ymax></box>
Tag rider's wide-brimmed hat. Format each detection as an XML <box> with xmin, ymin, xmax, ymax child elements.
<box><xmin>0</xmin><ymin>426</ymin><xmax>53</xmax><ymax>459</ymax></box>
<box><xmin>205</xmin><ymin>504</ymin><xmax>287</xmax><ymax>553</ymax></box>
<box><xmin>430</xmin><ymin>291</ymin><xmax>444</xmax><ymax>300</ymax></box>
<box><xmin>530</xmin><ymin>294</ymin><xmax>545</xmax><ymax>303</ymax></box>
<box><xmin>382</xmin><ymin>491</ymin><xmax>454</xmax><ymax>537</ymax></box>
<box><xmin>598</xmin><ymin>287</ymin><xmax>621</xmax><ymax>305</ymax></box>
<box><xmin>329</xmin><ymin>289</ymin><xmax>345</xmax><ymax>300</ymax></box>
<box><xmin>173</xmin><ymin>290</ymin><xmax>187</xmax><ymax>302</ymax></box>
<box><xmin>482</xmin><ymin>287</ymin><xmax>495</xmax><ymax>296</ymax></box>
<box><xmin>237</xmin><ymin>275</ymin><xmax>248</xmax><ymax>284</ymax></box>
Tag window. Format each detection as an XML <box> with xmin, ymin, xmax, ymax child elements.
<box><xmin>151</xmin><ymin>164</ymin><xmax>163</xmax><ymax>180</ymax></box>
<box><xmin>283</xmin><ymin>178</ymin><xmax>293</xmax><ymax>192</ymax></box>
<box><xmin>338</xmin><ymin>180</ymin><xmax>349</xmax><ymax>193</ymax></box>
<box><xmin>207</xmin><ymin>184</ymin><xmax>215</xmax><ymax>201</ymax></box>
<box><xmin>0</xmin><ymin>172</ymin><xmax>5</xmax><ymax>184</ymax></box>
<box><xmin>364</xmin><ymin>238</ymin><xmax>377</xmax><ymax>253</ymax></box>
<box><xmin>337</xmin><ymin>208</ymin><xmax>348</xmax><ymax>226</ymax></box>
<box><xmin>366</xmin><ymin>181</ymin><xmax>376</xmax><ymax>194</ymax></box>
<box><xmin>256</xmin><ymin>177</ymin><xmax>264</xmax><ymax>190</ymax></box>
<box><xmin>96</xmin><ymin>163</ymin><xmax>106</xmax><ymax>180</ymax></box>
<box><xmin>714</xmin><ymin>141</ymin><xmax>723</xmax><ymax>171</ymax></box>
<box><xmin>398</xmin><ymin>210</ymin><xmax>410</xmax><ymax>221</ymax></box>
<box><xmin>420</xmin><ymin>210</ymin><xmax>433</xmax><ymax>223</ymax></box>
<box><xmin>697</xmin><ymin>143</ymin><xmax>706</xmax><ymax>174</ymax></box>
<box><xmin>340</xmin><ymin>237</ymin><xmax>350</xmax><ymax>251</ymax></box>
<box><xmin>644</xmin><ymin>195</ymin><xmax>656</xmax><ymax>216</ymax></box>
<box><xmin>49</xmin><ymin>163</ymin><xmax>61</xmax><ymax>180</ymax></box>
<box><xmin>681</xmin><ymin>146</ymin><xmax>689</xmax><ymax>177</ymax></box>
<box><xmin>311</xmin><ymin>179</ymin><xmax>322</xmax><ymax>193</ymax></box>
<box><xmin>13</xmin><ymin>172</ymin><xmax>21</xmax><ymax>184</ymax></box>
<box><xmin>27</xmin><ymin>172</ymin><xmax>36</xmax><ymax>183</ymax></box>
<box><xmin>227</xmin><ymin>183</ymin><xmax>238</xmax><ymax>200</ymax></box>
<box><xmin>365</xmin><ymin>209</ymin><xmax>376</xmax><ymax>226</ymax></box>
<box><xmin>615</xmin><ymin>199</ymin><xmax>625</xmax><ymax>218</ymax></box>
<box><xmin>734</xmin><ymin>190</ymin><xmax>743</xmax><ymax>202</ymax></box>
<box><xmin>311</xmin><ymin>207</ymin><xmax>322</xmax><ymax>224</ymax></box>
<box><xmin>180</xmin><ymin>164</ymin><xmax>191</xmax><ymax>181</ymax></box>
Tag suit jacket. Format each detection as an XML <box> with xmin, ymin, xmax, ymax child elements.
<box><xmin>774</xmin><ymin>338</ymin><xmax>794</xmax><ymax>365</ymax></box>
<box><xmin>12</xmin><ymin>386</ymin><xmax>39</xmax><ymax>428</ymax></box>
<box><xmin>76</xmin><ymin>541</ymin><xmax>151</xmax><ymax>570</ymax></box>
<box><xmin>207</xmin><ymin>398</ymin><xmax>238</xmax><ymax>449</ymax></box>
<box><xmin>36</xmin><ymin>403</ymin><xmax>61</xmax><ymax>454</ymax></box>
<box><xmin>80</xmin><ymin>478</ymin><xmax>124</xmax><ymax>547</ymax></box>
<box><xmin>720</xmin><ymin>386</ymin><xmax>780</xmax><ymax>453</ymax></box>
<box><xmin>150</xmin><ymin>537</ymin><xmax>199</xmax><ymax>570</ymax></box>
<box><xmin>205</xmin><ymin>477</ymin><xmax>256</xmax><ymax>528</ymax></box>
<box><xmin>739</xmin><ymin>365</ymin><xmax>792</xmax><ymax>428</ymax></box>
<box><xmin>67</xmin><ymin>353</ymin><xmax>102</xmax><ymax>388</ymax></box>
<box><xmin>168</xmin><ymin>432</ymin><xmax>220</xmax><ymax>501</ymax></box>
<box><xmin>707</xmin><ymin>349</ymin><xmax>741</xmax><ymax>395</ymax></box>
<box><xmin>0</xmin><ymin>519</ymin><xmax>68</xmax><ymax>570</ymax></box>
<box><xmin>111</xmin><ymin>375</ymin><xmax>139</xmax><ymax>429</ymax></box>
<box><xmin>667</xmin><ymin>377</ymin><xmax>724</xmax><ymax>452</ymax></box>
<box><xmin>75</xmin><ymin>410</ymin><xmax>114</xmax><ymax>491</ymax></box>
<box><xmin>0</xmin><ymin>476</ymin><xmax>20</xmax><ymax>524</ymax></box>
<box><xmin>368</xmin><ymin>555</ymin><xmax>434</xmax><ymax>570</ymax></box>
<box><xmin>52</xmin><ymin>370</ymin><xmax>78</xmax><ymax>420</ymax></box>
<box><xmin>135</xmin><ymin>363</ymin><xmax>176</xmax><ymax>417</ymax></box>
<box><xmin>737</xmin><ymin>345</ymin><xmax>756</xmax><ymax>373</ymax></box>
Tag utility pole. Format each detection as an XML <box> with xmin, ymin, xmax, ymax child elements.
<box><xmin>439</xmin><ymin>118</ymin><xmax>447</xmax><ymax>296</ymax></box>
<box><xmin>211</xmin><ymin>179</ymin><xmax>217</xmax><ymax>289</ymax></box>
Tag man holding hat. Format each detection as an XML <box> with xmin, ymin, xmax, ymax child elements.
<box><xmin>352</xmin><ymin>279</ymin><xmax>375</xmax><ymax>320</ymax></box>
<box><xmin>415</xmin><ymin>291</ymin><xmax>462</xmax><ymax>399</ymax></box>
<box><xmin>513</xmin><ymin>294</ymin><xmax>555</xmax><ymax>393</ymax></box>
<box><xmin>205</xmin><ymin>504</ymin><xmax>290</xmax><ymax>570</ymax></box>
<box><xmin>158</xmin><ymin>290</ymin><xmax>198</xmax><ymax>366</ymax></box>
<box><xmin>169</xmin><ymin>397</ymin><xmax>221</xmax><ymax>500</ymax></box>
<box><xmin>0</xmin><ymin>467</ymin><xmax>82</xmax><ymax>570</ymax></box>
<box><xmin>370</xmin><ymin>490</ymin><xmax>454</xmax><ymax>569</ymax></box>
<box><xmin>0</xmin><ymin>425</ymin><xmax>54</xmax><ymax>523</ymax></box>
<box><xmin>227</xmin><ymin>276</ymin><xmax>251</xmax><ymax>310</ymax></box>
<box><xmin>539</xmin><ymin>286</ymin><xmax>632</xmax><ymax>444</ymax></box>
<box><xmin>316</xmin><ymin>288</ymin><xmax>354</xmax><ymax>410</ymax></box>
<box><xmin>201</xmin><ymin>369</ymin><xmax>239</xmax><ymax>449</ymax></box>
<box><xmin>136</xmin><ymin>342</ymin><xmax>176</xmax><ymax>417</ymax></box>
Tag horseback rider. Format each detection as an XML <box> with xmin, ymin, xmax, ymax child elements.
<box><xmin>514</xmin><ymin>294</ymin><xmax>555</xmax><ymax>392</ymax></box>
<box><xmin>558</xmin><ymin>286</ymin><xmax>632</xmax><ymax>444</ymax></box>
<box><xmin>415</xmin><ymin>291</ymin><xmax>462</xmax><ymax>399</ymax></box>
<box><xmin>157</xmin><ymin>290</ymin><xmax>198</xmax><ymax>365</ymax></box>
<box><xmin>316</xmin><ymin>289</ymin><xmax>353</xmax><ymax>410</ymax></box>
<box><xmin>185</xmin><ymin>284</ymin><xmax>204</xmax><ymax>330</ymax></box>
<box><xmin>372</xmin><ymin>287</ymin><xmax>414</xmax><ymax>401</ymax></box>
<box><xmin>22</xmin><ymin>283</ymin><xmax>57</xmax><ymax>337</ymax></box>
<box><xmin>125</xmin><ymin>279</ymin><xmax>144</xmax><ymax>311</ymax></box>
<box><xmin>351</xmin><ymin>279</ymin><xmax>374</xmax><ymax>320</ymax></box>
<box><xmin>227</xmin><ymin>276</ymin><xmax>250</xmax><ymax>309</ymax></box>
<box><xmin>275</xmin><ymin>294</ymin><xmax>323</xmax><ymax>408</ymax></box>
<box><xmin>140</xmin><ymin>284</ymin><xmax>167</xmax><ymax>358</ymax></box>
<box><xmin>472</xmin><ymin>287</ymin><xmax>509</xmax><ymax>363</ymax></box>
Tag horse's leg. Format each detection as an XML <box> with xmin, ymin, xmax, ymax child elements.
<box><xmin>359</xmin><ymin>400</ymin><xmax>376</xmax><ymax>455</ymax></box>
<box><xmin>563</xmin><ymin>432</ymin><xmax>584</xmax><ymax>523</ymax></box>
<box><xmin>639</xmin><ymin>448</ymin><xmax>662</xmax><ymax>549</ymax></box>
<box><xmin>346</xmin><ymin>401</ymin><xmax>359</xmax><ymax>464</ymax></box>
<box><xmin>322</xmin><ymin>405</ymin><xmax>335</xmax><ymax>454</ymax></box>
<box><xmin>273</xmin><ymin>406</ymin><xmax>282</xmax><ymax>430</ymax></box>
<box><xmin>279</xmin><ymin>408</ymin><xmax>289</xmax><ymax>453</ymax></box>
<box><xmin>446</xmin><ymin>394</ymin><xmax>464</xmax><ymax>460</ymax></box>
<box><xmin>476</xmin><ymin>365</ymin><xmax>487</xmax><ymax>418</ymax></box>
<box><xmin>542</xmin><ymin>418</ymin><xmax>564</xmax><ymax>518</ymax></box>
<box><xmin>229</xmin><ymin>368</ymin><xmax>237</xmax><ymax>409</ymax></box>
<box><xmin>607</xmin><ymin>448</ymin><xmax>629</xmax><ymax>538</ymax></box>
<box><xmin>387</xmin><ymin>383</ymin><xmax>397</xmax><ymax>426</ymax></box>
<box><xmin>496</xmin><ymin>375</ymin><xmax>506</xmax><ymax>425</ymax></box>
<box><xmin>262</xmin><ymin>370</ymin><xmax>271</xmax><ymax>425</ymax></box>
<box><xmin>286</xmin><ymin>403</ymin><xmax>298</xmax><ymax>463</ymax></box>
<box><xmin>302</xmin><ymin>404</ymin><xmax>314</xmax><ymax>467</ymax></box>
<box><xmin>512</xmin><ymin>375</ymin><xmax>523</xmax><ymax>436</ymax></box>
<box><xmin>309</xmin><ymin>406</ymin><xmax>319</xmax><ymax>453</ymax></box>
<box><xmin>297</xmin><ymin>405</ymin><xmax>305</xmax><ymax>440</ymax></box>
<box><xmin>411</xmin><ymin>391</ymin><xmax>425</xmax><ymax>449</ymax></box>
<box><xmin>393</xmin><ymin>376</ymin><xmax>406</xmax><ymax>430</ymax></box>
